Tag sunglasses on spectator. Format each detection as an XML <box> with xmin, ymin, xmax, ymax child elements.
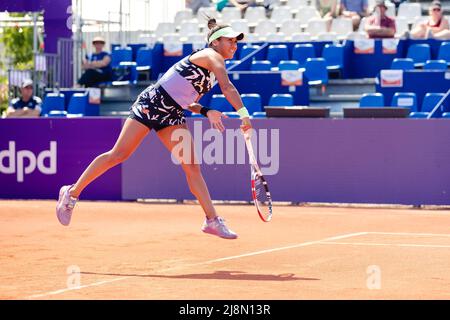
<box><xmin>432</xmin><ymin>8</ymin><xmax>441</xmax><ymax>12</ymax></box>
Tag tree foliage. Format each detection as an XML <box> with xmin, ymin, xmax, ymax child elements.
<box><xmin>0</xmin><ymin>13</ymin><xmax>39</xmax><ymax>69</ymax></box>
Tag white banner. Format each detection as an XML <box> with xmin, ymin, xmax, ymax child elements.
<box><xmin>380</xmin><ymin>69</ymin><xmax>403</xmax><ymax>87</ymax></box>
<box><xmin>397</xmin><ymin>98</ymin><xmax>414</xmax><ymax>107</ymax></box>
<box><xmin>87</xmin><ymin>88</ymin><xmax>101</xmax><ymax>104</ymax></box>
<box><xmin>164</xmin><ymin>42</ymin><xmax>183</xmax><ymax>57</ymax></box>
<box><xmin>281</xmin><ymin>70</ymin><xmax>303</xmax><ymax>86</ymax></box>
<box><xmin>382</xmin><ymin>39</ymin><xmax>399</xmax><ymax>54</ymax></box>
<box><xmin>354</xmin><ymin>39</ymin><xmax>375</xmax><ymax>54</ymax></box>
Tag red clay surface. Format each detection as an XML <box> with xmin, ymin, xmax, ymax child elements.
<box><xmin>1</xmin><ymin>200</ymin><xmax>450</xmax><ymax>300</ymax></box>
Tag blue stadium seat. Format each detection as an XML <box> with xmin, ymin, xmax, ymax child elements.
<box><xmin>322</xmin><ymin>44</ymin><xmax>344</xmax><ymax>71</ymax></box>
<box><xmin>111</xmin><ymin>44</ymin><xmax>121</xmax><ymax>52</ymax></box>
<box><xmin>136</xmin><ymin>48</ymin><xmax>153</xmax><ymax>78</ymax></box>
<box><xmin>223</xmin><ymin>112</ymin><xmax>240</xmax><ymax>118</ymax></box>
<box><xmin>406</xmin><ymin>44</ymin><xmax>431</xmax><ymax>67</ymax></box>
<box><xmin>210</xmin><ymin>94</ymin><xmax>233</xmax><ymax>112</ymax></box>
<box><xmin>437</xmin><ymin>42</ymin><xmax>450</xmax><ymax>66</ymax></box>
<box><xmin>442</xmin><ymin>112</ymin><xmax>450</xmax><ymax>118</ymax></box>
<box><xmin>251</xmin><ymin>112</ymin><xmax>266</xmax><ymax>118</ymax></box>
<box><xmin>278</xmin><ymin>60</ymin><xmax>300</xmax><ymax>70</ymax></box>
<box><xmin>267</xmin><ymin>45</ymin><xmax>289</xmax><ymax>66</ymax></box>
<box><xmin>359</xmin><ymin>93</ymin><xmax>384</xmax><ymax>107</ymax></box>
<box><xmin>391</xmin><ymin>92</ymin><xmax>418</xmax><ymax>112</ymax></box>
<box><xmin>112</xmin><ymin>61</ymin><xmax>138</xmax><ymax>85</ymax></box>
<box><xmin>391</xmin><ymin>58</ymin><xmax>415</xmax><ymax>70</ymax></box>
<box><xmin>67</xmin><ymin>93</ymin><xmax>89</xmax><ymax>117</ymax></box>
<box><xmin>410</xmin><ymin>93</ymin><xmax>445</xmax><ymax>118</ymax></box>
<box><xmin>250</xmin><ymin>60</ymin><xmax>272</xmax><ymax>71</ymax></box>
<box><xmin>111</xmin><ymin>47</ymin><xmax>133</xmax><ymax>67</ymax></box>
<box><xmin>127</xmin><ymin>43</ymin><xmax>147</xmax><ymax>61</ymax></box>
<box><xmin>41</xmin><ymin>93</ymin><xmax>65</xmax><ymax>116</ymax></box>
<box><xmin>268</xmin><ymin>93</ymin><xmax>294</xmax><ymax>106</ymax></box>
<box><xmin>304</xmin><ymin>58</ymin><xmax>328</xmax><ymax>86</ymax></box>
<box><xmin>423</xmin><ymin>59</ymin><xmax>448</xmax><ymax>70</ymax></box>
<box><xmin>292</xmin><ymin>44</ymin><xmax>315</xmax><ymax>68</ymax></box>
<box><xmin>242</xmin><ymin>93</ymin><xmax>262</xmax><ymax>114</ymax></box>
<box><xmin>226</xmin><ymin>60</ymin><xmax>240</xmax><ymax>69</ymax></box>
<box><xmin>239</xmin><ymin>44</ymin><xmax>260</xmax><ymax>59</ymax></box>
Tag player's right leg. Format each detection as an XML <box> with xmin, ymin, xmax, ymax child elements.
<box><xmin>56</xmin><ymin>118</ymin><xmax>150</xmax><ymax>226</ymax></box>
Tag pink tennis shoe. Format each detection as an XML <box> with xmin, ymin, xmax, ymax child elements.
<box><xmin>201</xmin><ymin>216</ymin><xmax>238</xmax><ymax>239</ymax></box>
<box><xmin>56</xmin><ymin>185</ymin><xmax>77</xmax><ymax>226</ymax></box>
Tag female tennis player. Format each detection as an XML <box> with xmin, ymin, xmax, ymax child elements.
<box><xmin>56</xmin><ymin>18</ymin><xmax>252</xmax><ymax>239</ymax></box>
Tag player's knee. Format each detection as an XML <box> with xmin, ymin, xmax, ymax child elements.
<box><xmin>182</xmin><ymin>163</ymin><xmax>201</xmax><ymax>176</ymax></box>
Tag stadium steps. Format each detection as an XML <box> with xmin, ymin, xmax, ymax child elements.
<box><xmin>309</xmin><ymin>78</ymin><xmax>376</xmax><ymax>101</ymax></box>
<box><xmin>99</xmin><ymin>83</ymin><xmax>152</xmax><ymax>116</ymax></box>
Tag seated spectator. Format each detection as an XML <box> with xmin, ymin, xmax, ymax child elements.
<box><xmin>410</xmin><ymin>1</ymin><xmax>450</xmax><ymax>40</ymax></box>
<box><xmin>216</xmin><ymin>0</ymin><xmax>256</xmax><ymax>12</ymax></box>
<box><xmin>340</xmin><ymin>0</ymin><xmax>369</xmax><ymax>30</ymax></box>
<box><xmin>364</xmin><ymin>0</ymin><xmax>396</xmax><ymax>38</ymax></box>
<box><xmin>77</xmin><ymin>36</ymin><xmax>112</xmax><ymax>88</ymax></box>
<box><xmin>186</xmin><ymin>0</ymin><xmax>211</xmax><ymax>15</ymax></box>
<box><xmin>4</xmin><ymin>79</ymin><xmax>41</xmax><ymax>118</ymax></box>
<box><xmin>316</xmin><ymin>0</ymin><xmax>341</xmax><ymax>31</ymax></box>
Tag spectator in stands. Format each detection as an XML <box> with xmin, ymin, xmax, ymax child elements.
<box><xmin>4</xmin><ymin>79</ymin><xmax>41</xmax><ymax>118</ymax></box>
<box><xmin>186</xmin><ymin>0</ymin><xmax>211</xmax><ymax>15</ymax></box>
<box><xmin>77</xmin><ymin>36</ymin><xmax>113</xmax><ymax>88</ymax></box>
<box><xmin>316</xmin><ymin>0</ymin><xmax>341</xmax><ymax>31</ymax></box>
<box><xmin>340</xmin><ymin>0</ymin><xmax>369</xmax><ymax>30</ymax></box>
<box><xmin>364</xmin><ymin>0</ymin><xmax>396</xmax><ymax>38</ymax></box>
<box><xmin>410</xmin><ymin>1</ymin><xmax>450</xmax><ymax>40</ymax></box>
<box><xmin>216</xmin><ymin>0</ymin><xmax>256</xmax><ymax>12</ymax></box>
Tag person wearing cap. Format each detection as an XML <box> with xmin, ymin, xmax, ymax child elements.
<box><xmin>4</xmin><ymin>79</ymin><xmax>42</xmax><ymax>118</ymax></box>
<box><xmin>364</xmin><ymin>0</ymin><xmax>396</xmax><ymax>39</ymax></box>
<box><xmin>56</xmin><ymin>18</ymin><xmax>251</xmax><ymax>240</ymax></box>
<box><xmin>340</xmin><ymin>0</ymin><xmax>369</xmax><ymax>30</ymax></box>
<box><xmin>77</xmin><ymin>36</ymin><xmax>113</xmax><ymax>88</ymax></box>
<box><xmin>410</xmin><ymin>1</ymin><xmax>450</xmax><ymax>40</ymax></box>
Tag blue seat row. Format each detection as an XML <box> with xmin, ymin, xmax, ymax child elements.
<box><xmin>41</xmin><ymin>92</ymin><xmax>89</xmax><ymax>117</ymax></box>
<box><xmin>359</xmin><ymin>92</ymin><xmax>445</xmax><ymax>117</ymax></box>
<box><xmin>395</xmin><ymin>42</ymin><xmax>450</xmax><ymax>68</ymax></box>
<box><xmin>185</xmin><ymin>93</ymin><xmax>294</xmax><ymax>118</ymax></box>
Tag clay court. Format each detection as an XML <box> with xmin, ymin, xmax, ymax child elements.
<box><xmin>1</xmin><ymin>200</ymin><xmax>450</xmax><ymax>300</ymax></box>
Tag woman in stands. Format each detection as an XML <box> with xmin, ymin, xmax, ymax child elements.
<box><xmin>56</xmin><ymin>18</ymin><xmax>251</xmax><ymax>240</ymax></box>
<box><xmin>77</xmin><ymin>36</ymin><xmax>113</xmax><ymax>87</ymax></box>
<box><xmin>410</xmin><ymin>1</ymin><xmax>450</xmax><ymax>40</ymax></box>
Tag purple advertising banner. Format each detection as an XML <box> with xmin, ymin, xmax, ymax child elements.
<box><xmin>122</xmin><ymin>118</ymin><xmax>450</xmax><ymax>206</ymax></box>
<box><xmin>0</xmin><ymin>118</ymin><xmax>122</xmax><ymax>200</ymax></box>
<box><xmin>0</xmin><ymin>0</ymin><xmax>72</xmax><ymax>53</ymax></box>
<box><xmin>2</xmin><ymin>118</ymin><xmax>450</xmax><ymax>205</ymax></box>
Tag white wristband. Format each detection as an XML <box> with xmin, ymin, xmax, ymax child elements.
<box><xmin>237</xmin><ymin>107</ymin><xmax>250</xmax><ymax>119</ymax></box>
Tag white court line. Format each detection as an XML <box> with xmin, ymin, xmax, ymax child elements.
<box><xmin>28</xmin><ymin>277</ymin><xmax>129</xmax><ymax>299</ymax></box>
<box><xmin>26</xmin><ymin>231</ymin><xmax>368</xmax><ymax>299</ymax></box>
<box><xmin>366</xmin><ymin>232</ymin><xmax>450</xmax><ymax>237</ymax></box>
<box><xmin>319</xmin><ymin>241</ymin><xmax>450</xmax><ymax>249</ymax></box>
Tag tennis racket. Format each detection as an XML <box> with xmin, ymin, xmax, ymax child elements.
<box><xmin>243</xmin><ymin>131</ymin><xmax>273</xmax><ymax>222</ymax></box>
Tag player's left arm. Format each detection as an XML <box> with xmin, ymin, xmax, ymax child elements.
<box><xmin>187</xmin><ymin>103</ymin><xmax>229</xmax><ymax>133</ymax></box>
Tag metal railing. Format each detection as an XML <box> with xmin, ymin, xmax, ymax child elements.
<box><xmin>427</xmin><ymin>88</ymin><xmax>450</xmax><ymax>119</ymax></box>
<box><xmin>7</xmin><ymin>38</ymin><xmax>80</xmax><ymax>102</ymax></box>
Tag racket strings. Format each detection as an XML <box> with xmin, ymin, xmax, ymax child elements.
<box><xmin>254</xmin><ymin>174</ymin><xmax>271</xmax><ymax>208</ymax></box>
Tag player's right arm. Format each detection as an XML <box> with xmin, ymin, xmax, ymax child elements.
<box><xmin>202</xmin><ymin>49</ymin><xmax>252</xmax><ymax>132</ymax></box>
